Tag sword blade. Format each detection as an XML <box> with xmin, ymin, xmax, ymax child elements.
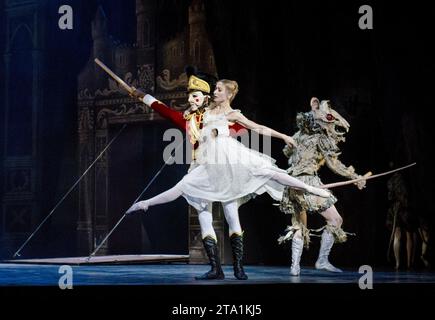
<box><xmin>94</xmin><ymin>58</ymin><xmax>133</xmax><ymax>94</ymax></box>
<box><xmin>322</xmin><ymin>162</ymin><xmax>416</xmax><ymax>189</ymax></box>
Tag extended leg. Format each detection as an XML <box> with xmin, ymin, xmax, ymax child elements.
<box><xmin>126</xmin><ymin>183</ymin><xmax>183</xmax><ymax>214</ymax></box>
<box><xmin>263</xmin><ymin>169</ymin><xmax>331</xmax><ymax>198</ymax></box>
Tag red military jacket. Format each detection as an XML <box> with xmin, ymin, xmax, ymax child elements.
<box><xmin>143</xmin><ymin>94</ymin><xmax>247</xmax><ymax>151</ymax></box>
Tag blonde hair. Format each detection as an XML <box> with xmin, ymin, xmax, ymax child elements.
<box><xmin>219</xmin><ymin>79</ymin><xmax>239</xmax><ymax>103</ymax></box>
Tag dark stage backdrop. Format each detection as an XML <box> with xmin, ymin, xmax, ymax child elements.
<box><xmin>205</xmin><ymin>0</ymin><xmax>435</xmax><ymax>267</ymax></box>
<box><xmin>1</xmin><ymin>0</ymin><xmax>433</xmax><ymax>268</ymax></box>
<box><xmin>107</xmin><ymin>122</ymin><xmax>188</xmax><ymax>255</ymax></box>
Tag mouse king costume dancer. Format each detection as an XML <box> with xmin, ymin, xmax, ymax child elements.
<box><xmin>278</xmin><ymin>98</ymin><xmax>369</xmax><ymax>275</ymax></box>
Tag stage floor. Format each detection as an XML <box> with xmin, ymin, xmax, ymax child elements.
<box><xmin>1</xmin><ymin>263</ymin><xmax>434</xmax><ymax>286</ymax></box>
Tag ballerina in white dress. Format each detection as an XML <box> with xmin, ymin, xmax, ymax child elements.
<box><xmin>127</xmin><ymin>79</ymin><xmax>329</xmax><ymax>214</ymax></box>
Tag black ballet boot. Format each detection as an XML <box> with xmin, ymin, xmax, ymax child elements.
<box><xmin>195</xmin><ymin>236</ymin><xmax>225</xmax><ymax>280</ymax></box>
<box><xmin>230</xmin><ymin>233</ymin><xmax>248</xmax><ymax>280</ymax></box>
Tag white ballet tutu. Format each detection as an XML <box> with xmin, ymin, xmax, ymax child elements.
<box><xmin>177</xmin><ymin>110</ymin><xmax>286</xmax><ymax>210</ymax></box>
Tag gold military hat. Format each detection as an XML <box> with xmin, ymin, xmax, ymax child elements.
<box><xmin>187</xmin><ymin>75</ymin><xmax>210</xmax><ymax>94</ymax></box>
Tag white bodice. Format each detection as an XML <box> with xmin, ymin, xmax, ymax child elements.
<box><xmin>199</xmin><ymin>109</ymin><xmax>240</xmax><ymax>141</ymax></box>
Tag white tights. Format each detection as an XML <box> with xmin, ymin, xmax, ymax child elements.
<box><xmin>142</xmin><ymin>170</ymin><xmax>323</xmax><ymax>240</ymax></box>
<box><xmin>144</xmin><ymin>169</ymin><xmax>321</xmax><ymax>210</ymax></box>
<box><xmin>144</xmin><ymin>184</ymin><xmax>242</xmax><ymax>239</ymax></box>
<box><xmin>198</xmin><ymin>201</ymin><xmax>241</xmax><ymax>239</ymax></box>
<box><xmin>145</xmin><ymin>183</ymin><xmax>183</xmax><ymax>207</ymax></box>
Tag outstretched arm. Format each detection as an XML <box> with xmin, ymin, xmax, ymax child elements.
<box><xmin>283</xmin><ymin>132</ymin><xmax>299</xmax><ymax>158</ymax></box>
<box><xmin>320</xmin><ymin>142</ymin><xmax>366</xmax><ymax>189</ymax></box>
<box><xmin>227</xmin><ymin>111</ymin><xmax>296</xmax><ymax>147</ymax></box>
<box><xmin>142</xmin><ymin>95</ymin><xmax>186</xmax><ymax>130</ymax></box>
<box><xmin>130</xmin><ymin>89</ymin><xmax>186</xmax><ymax>130</ymax></box>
